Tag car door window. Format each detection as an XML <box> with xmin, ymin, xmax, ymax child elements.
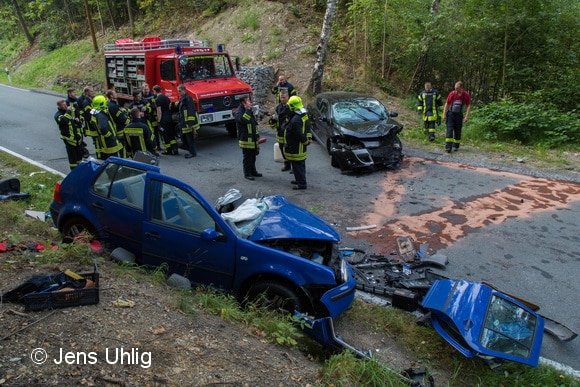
<box><xmin>91</xmin><ymin>164</ymin><xmax>147</xmax><ymax>210</ymax></box>
<box><xmin>151</xmin><ymin>181</ymin><xmax>215</xmax><ymax>234</ymax></box>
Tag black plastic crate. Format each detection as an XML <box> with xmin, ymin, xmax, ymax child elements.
<box><xmin>23</xmin><ymin>265</ymin><xmax>99</xmax><ymax>311</ymax></box>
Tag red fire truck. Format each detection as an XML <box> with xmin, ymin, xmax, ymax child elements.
<box><xmin>104</xmin><ymin>36</ymin><xmax>252</xmax><ymax>135</ymax></box>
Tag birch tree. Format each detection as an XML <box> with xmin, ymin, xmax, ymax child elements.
<box><xmin>307</xmin><ymin>0</ymin><xmax>337</xmax><ymax>96</ymax></box>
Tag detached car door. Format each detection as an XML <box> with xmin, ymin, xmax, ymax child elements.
<box><xmin>141</xmin><ymin>174</ymin><xmax>237</xmax><ymax>290</ymax></box>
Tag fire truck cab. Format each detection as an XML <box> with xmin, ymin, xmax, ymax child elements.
<box><xmin>104</xmin><ymin>37</ymin><xmax>252</xmax><ymax>135</ymax></box>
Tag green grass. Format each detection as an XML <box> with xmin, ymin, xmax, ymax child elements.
<box><xmin>10</xmin><ymin>39</ymin><xmax>102</xmax><ymax>90</ymax></box>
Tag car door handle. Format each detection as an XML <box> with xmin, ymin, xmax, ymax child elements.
<box><xmin>91</xmin><ymin>202</ymin><xmax>104</xmax><ymax>210</ymax></box>
<box><xmin>144</xmin><ymin>231</ymin><xmax>160</xmax><ymax>239</ymax></box>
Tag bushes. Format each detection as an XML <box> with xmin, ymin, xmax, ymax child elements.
<box><xmin>470</xmin><ymin>92</ymin><xmax>580</xmax><ymax>148</ymax></box>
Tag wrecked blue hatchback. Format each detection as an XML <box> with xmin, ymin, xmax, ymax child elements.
<box><xmin>50</xmin><ymin>157</ymin><xmax>356</xmax><ymax>319</ymax></box>
<box><xmin>421</xmin><ymin>279</ymin><xmax>544</xmax><ymax>367</ymax></box>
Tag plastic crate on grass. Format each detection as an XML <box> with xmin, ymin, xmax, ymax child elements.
<box><xmin>23</xmin><ymin>264</ymin><xmax>99</xmax><ymax>311</ymax></box>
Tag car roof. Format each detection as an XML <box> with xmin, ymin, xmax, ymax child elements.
<box><xmin>315</xmin><ymin>91</ymin><xmax>378</xmax><ymax>103</ymax></box>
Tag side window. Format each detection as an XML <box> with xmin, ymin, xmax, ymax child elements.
<box><xmin>319</xmin><ymin>100</ymin><xmax>328</xmax><ymax>117</ymax></box>
<box><xmin>160</xmin><ymin>59</ymin><xmax>176</xmax><ymax>81</ymax></box>
<box><xmin>151</xmin><ymin>182</ymin><xmax>215</xmax><ymax>233</ymax></box>
<box><xmin>91</xmin><ymin>164</ymin><xmax>146</xmax><ymax>209</ymax></box>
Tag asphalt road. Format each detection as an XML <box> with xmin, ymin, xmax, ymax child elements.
<box><xmin>1</xmin><ymin>84</ymin><xmax>579</xmax><ymax>373</ymax></box>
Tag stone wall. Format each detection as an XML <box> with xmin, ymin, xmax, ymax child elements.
<box><xmin>237</xmin><ymin>65</ymin><xmax>275</xmax><ymax>106</ymax></box>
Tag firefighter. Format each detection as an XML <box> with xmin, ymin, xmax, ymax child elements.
<box><xmin>54</xmin><ymin>100</ymin><xmax>84</xmax><ymax>170</ymax></box>
<box><xmin>417</xmin><ymin>82</ymin><xmax>443</xmax><ymax>141</ymax></box>
<box><xmin>106</xmin><ymin>89</ymin><xmax>130</xmax><ymax>158</ymax></box>
<box><xmin>124</xmin><ymin>107</ymin><xmax>159</xmax><ymax>158</ymax></box>
<box><xmin>284</xmin><ymin>95</ymin><xmax>311</xmax><ymax>190</ymax></box>
<box><xmin>236</xmin><ymin>96</ymin><xmax>262</xmax><ymax>180</ymax></box>
<box><xmin>271</xmin><ymin>75</ymin><xmax>296</xmax><ymax>103</ymax></box>
<box><xmin>442</xmin><ymin>81</ymin><xmax>471</xmax><ymax>153</ymax></box>
<box><xmin>65</xmin><ymin>88</ymin><xmax>89</xmax><ymax>158</ymax></box>
<box><xmin>141</xmin><ymin>83</ymin><xmax>160</xmax><ymax>150</ymax></box>
<box><xmin>272</xmin><ymin>88</ymin><xmax>292</xmax><ymax>172</ymax></box>
<box><xmin>153</xmin><ymin>85</ymin><xmax>179</xmax><ymax>155</ymax></box>
<box><xmin>77</xmin><ymin>86</ymin><xmax>98</xmax><ymax>158</ymax></box>
<box><xmin>90</xmin><ymin>95</ymin><xmax>123</xmax><ymax>160</ymax></box>
<box><xmin>177</xmin><ymin>84</ymin><xmax>200</xmax><ymax>159</ymax></box>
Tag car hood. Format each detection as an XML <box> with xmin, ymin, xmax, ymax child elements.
<box><xmin>248</xmin><ymin>195</ymin><xmax>340</xmax><ymax>242</ymax></box>
<box><xmin>338</xmin><ymin>120</ymin><xmax>401</xmax><ymax>139</ymax></box>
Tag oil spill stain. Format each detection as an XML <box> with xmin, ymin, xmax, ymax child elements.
<box><xmin>353</xmin><ymin>157</ymin><xmax>580</xmax><ymax>255</ymax></box>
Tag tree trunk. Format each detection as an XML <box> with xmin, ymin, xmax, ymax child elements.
<box><xmin>307</xmin><ymin>0</ymin><xmax>337</xmax><ymax>96</ymax></box>
<box><xmin>11</xmin><ymin>0</ymin><xmax>34</xmax><ymax>46</ymax></box>
<box><xmin>127</xmin><ymin>0</ymin><xmax>135</xmax><ymax>39</ymax></box>
<box><xmin>83</xmin><ymin>0</ymin><xmax>99</xmax><ymax>53</ymax></box>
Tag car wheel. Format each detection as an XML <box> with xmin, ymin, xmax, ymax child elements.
<box><xmin>225</xmin><ymin>122</ymin><xmax>237</xmax><ymax>137</ymax></box>
<box><xmin>62</xmin><ymin>216</ymin><xmax>97</xmax><ymax>239</ymax></box>
<box><xmin>330</xmin><ymin>155</ymin><xmax>340</xmax><ymax>169</ymax></box>
<box><xmin>247</xmin><ymin>281</ymin><xmax>304</xmax><ymax>314</ymax></box>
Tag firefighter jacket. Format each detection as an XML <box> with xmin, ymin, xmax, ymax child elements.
<box><xmin>77</xmin><ymin>95</ymin><xmax>95</xmax><ymax>137</ymax></box>
<box><xmin>108</xmin><ymin>100</ymin><xmax>130</xmax><ymax>137</ymax></box>
<box><xmin>236</xmin><ymin>105</ymin><xmax>259</xmax><ymax>149</ymax></box>
<box><xmin>177</xmin><ymin>94</ymin><xmax>200</xmax><ymax>134</ymax></box>
<box><xmin>274</xmin><ymin>102</ymin><xmax>290</xmax><ymax>144</ymax></box>
<box><xmin>284</xmin><ymin>109</ymin><xmax>310</xmax><ymax>161</ymax></box>
<box><xmin>54</xmin><ymin>108</ymin><xmax>82</xmax><ymax>146</ymax></box>
<box><xmin>417</xmin><ymin>89</ymin><xmax>443</xmax><ymax>122</ymax></box>
<box><xmin>91</xmin><ymin>109</ymin><xmax>123</xmax><ymax>155</ymax></box>
<box><xmin>124</xmin><ymin>119</ymin><xmax>157</xmax><ymax>157</ymax></box>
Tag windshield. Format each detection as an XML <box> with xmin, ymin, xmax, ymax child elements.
<box><xmin>332</xmin><ymin>98</ymin><xmax>388</xmax><ymax>125</ymax></box>
<box><xmin>180</xmin><ymin>54</ymin><xmax>233</xmax><ymax>81</ymax></box>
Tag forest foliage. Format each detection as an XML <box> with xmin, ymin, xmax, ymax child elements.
<box><xmin>1</xmin><ymin>0</ymin><xmax>578</xmax><ymax>148</ymax></box>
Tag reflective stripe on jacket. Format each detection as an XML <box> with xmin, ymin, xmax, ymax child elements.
<box><xmin>284</xmin><ymin>112</ymin><xmax>309</xmax><ymax>161</ymax></box>
<box><xmin>236</xmin><ymin>107</ymin><xmax>259</xmax><ymax>149</ymax></box>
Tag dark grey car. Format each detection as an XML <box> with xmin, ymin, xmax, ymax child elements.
<box><xmin>307</xmin><ymin>91</ymin><xmax>403</xmax><ymax>171</ymax></box>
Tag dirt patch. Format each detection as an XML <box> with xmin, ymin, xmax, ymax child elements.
<box><xmin>0</xmin><ymin>259</ymin><xmax>322</xmax><ymax>386</ymax></box>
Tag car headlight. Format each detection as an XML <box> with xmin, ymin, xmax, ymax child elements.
<box><xmin>339</xmin><ymin>258</ymin><xmax>349</xmax><ymax>283</ymax></box>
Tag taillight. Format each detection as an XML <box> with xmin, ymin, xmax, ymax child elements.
<box><xmin>53</xmin><ymin>181</ymin><xmax>62</xmax><ymax>203</ymax></box>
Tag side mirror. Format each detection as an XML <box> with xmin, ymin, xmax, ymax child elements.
<box><xmin>201</xmin><ymin>228</ymin><xmax>221</xmax><ymax>241</ymax></box>
<box><xmin>235</xmin><ymin>57</ymin><xmax>241</xmax><ymax>72</ymax></box>
<box><xmin>319</xmin><ymin>114</ymin><xmax>329</xmax><ymax>122</ymax></box>
<box><xmin>390</xmin><ymin>111</ymin><xmax>399</xmax><ymax>117</ymax></box>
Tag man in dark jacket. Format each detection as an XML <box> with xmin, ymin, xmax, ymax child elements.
<box><xmin>54</xmin><ymin>100</ymin><xmax>84</xmax><ymax>170</ymax></box>
<box><xmin>153</xmin><ymin>85</ymin><xmax>178</xmax><ymax>155</ymax></box>
<box><xmin>274</xmin><ymin>89</ymin><xmax>292</xmax><ymax>172</ymax></box>
<box><xmin>124</xmin><ymin>107</ymin><xmax>158</xmax><ymax>158</ymax></box>
<box><xmin>236</xmin><ymin>96</ymin><xmax>261</xmax><ymax>180</ymax></box>
<box><xmin>177</xmin><ymin>84</ymin><xmax>199</xmax><ymax>158</ymax></box>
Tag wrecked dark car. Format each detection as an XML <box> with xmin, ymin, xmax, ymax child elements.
<box><xmin>306</xmin><ymin>91</ymin><xmax>403</xmax><ymax>171</ymax></box>
<box><xmin>49</xmin><ymin>157</ymin><xmax>356</xmax><ymax>319</ymax></box>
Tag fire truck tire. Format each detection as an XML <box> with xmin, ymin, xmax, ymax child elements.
<box><xmin>225</xmin><ymin>122</ymin><xmax>237</xmax><ymax>137</ymax></box>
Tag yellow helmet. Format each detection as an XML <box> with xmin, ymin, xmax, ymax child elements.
<box><xmin>287</xmin><ymin>95</ymin><xmax>303</xmax><ymax>111</ymax></box>
<box><xmin>92</xmin><ymin>95</ymin><xmax>107</xmax><ymax>110</ymax></box>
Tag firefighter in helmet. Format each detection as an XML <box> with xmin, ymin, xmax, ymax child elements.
<box><xmin>91</xmin><ymin>95</ymin><xmax>123</xmax><ymax>159</ymax></box>
<box><xmin>284</xmin><ymin>95</ymin><xmax>311</xmax><ymax>190</ymax></box>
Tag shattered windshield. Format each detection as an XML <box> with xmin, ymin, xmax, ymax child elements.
<box><xmin>180</xmin><ymin>54</ymin><xmax>233</xmax><ymax>81</ymax></box>
<box><xmin>480</xmin><ymin>294</ymin><xmax>538</xmax><ymax>359</ymax></box>
<box><xmin>332</xmin><ymin>98</ymin><xmax>388</xmax><ymax>125</ymax></box>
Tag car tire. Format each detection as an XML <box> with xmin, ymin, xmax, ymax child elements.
<box><xmin>330</xmin><ymin>155</ymin><xmax>341</xmax><ymax>169</ymax></box>
<box><xmin>225</xmin><ymin>122</ymin><xmax>237</xmax><ymax>137</ymax></box>
<box><xmin>62</xmin><ymin>216</ymin><xmax>97</xmax><ymax>239</ymax></box>
<box><xmin>246</xmin><ymin>281</ymin><xmax>304</xmax><ymax>314</ymax></box>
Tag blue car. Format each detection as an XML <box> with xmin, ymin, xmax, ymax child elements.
<box><xmin>421</xmin><ymin>279</ymin><xmax>545</xmax><ymax>367</ymax></box>
<box><xmin>50</xmin><ymin>157</ymin><xmax>356</xmax><ymax>319</ymax></box>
